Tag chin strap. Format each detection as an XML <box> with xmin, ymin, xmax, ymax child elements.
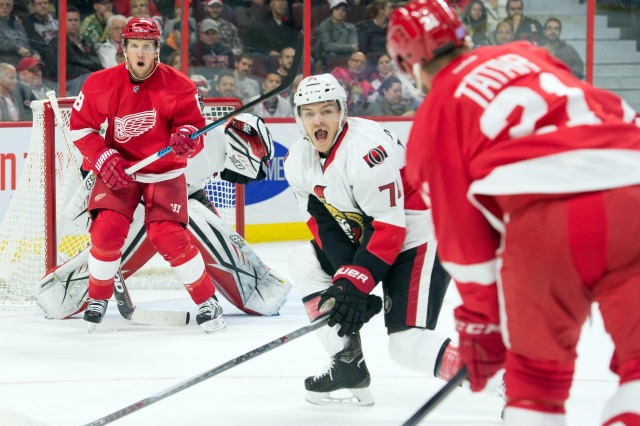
<box><xmin>124</xmin><ymin>56</ymin><xmax>160</xmax><ymax>82</ymax></box>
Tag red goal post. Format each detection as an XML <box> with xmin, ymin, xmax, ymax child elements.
<box><xmin>0</xmin><ymin>97</ymin><xmax>244</xmax><ymax>305</ymax></box>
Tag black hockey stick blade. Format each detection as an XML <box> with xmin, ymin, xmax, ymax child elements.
<box><xmin>190</xmin><ymin>30</ymin><xmax>303</xmax><ymax>140</ymax></box>
<box><xmin>83</xmin><ymin>317</ymin><xmax>328</xmax><ymax>426</ymax></box>
<box><xmin>113</xmin><ymin>270</ymin><xmax>190</xmax><ymax>326</ymax></box>
<box><xmin>401</xmin><ymin>366</ymin><xmax>469</xmax><ymax>426</ymax></box>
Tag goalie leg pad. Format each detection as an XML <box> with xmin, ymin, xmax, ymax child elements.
<box><xmin>31</xmin><ymin>246</ymin><xmax>92</xmax><ymax>319</ymax></box>
<box><xmin>186</xmin><ymin>199</ymin><xmax>292</xmax><ymax>316</ymax></box>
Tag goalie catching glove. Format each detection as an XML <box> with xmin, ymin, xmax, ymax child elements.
<box><xmin>319</xmin><ymin>265</ymin><xmax>382</xmax><ymax>337</ymax></box>
<box><xmin>223</xmin><ymin>113</ymin><xmax>274</xmax><ymax>180</ymax></box>
<box><xmin>92</xmin><ymin>147</ymin><xmax>134</xmax><ymax>190</ymax></box>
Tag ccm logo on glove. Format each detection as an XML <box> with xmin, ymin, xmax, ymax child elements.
<box><xmin>456</xmin><ymin>321</ymin><xmax>501</xmax><ymax>335</ymax></box>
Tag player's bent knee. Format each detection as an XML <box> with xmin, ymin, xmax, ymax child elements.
<box><xmin>288</xmin><ymin>242</ymin><xmax>331</xmax><ymax>296</ymax></box>
<box><xmin>388</xmin><ymin>328</ymin><xmax>449</xmax><ymax>375</ymax></box>
<box><xmin>91</xmin><ymin>210</ymin><xmax>130</xmax><ymax>251</ymax></box>
<box><xmin>146</xmin><ymin>221</ymin><xmax>191</xmax><ymax>262</ymax></box>
<box><xmin>505</xmin><ymin>352</ymin><xmax>573</xmax><ymax>405</ymax></box>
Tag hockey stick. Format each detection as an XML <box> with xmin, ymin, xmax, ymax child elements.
<box><xmin>401</xmin><ymin>366</ymin><xmax>469</xmax><ymax>426</ymax></box>
<box><xmin>84</xmin><ymin>317</ymin><xmax>328</xmax><ymax>426</ymax></box>
<box><xmin>46</xmin><ymin>91</ymin><xmax>190</xmax><ymax>326</ymax></box>
<box><xmin>120</xmin><ymin>30</ymin><xmax>304</xmax><ymax>176</ymax></box>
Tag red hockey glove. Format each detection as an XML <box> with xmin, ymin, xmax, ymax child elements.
<box><xmin>92</xmin><ymin>147</ymin><xmax>133</xmax><ymax>191</ymax></box>
<box><xmin>170</xmin><ymin>125</ymin><xmax>202</xmax><ymax>158</ymax></box>
<box><xmin>455</xmin><ymin>305</ymin><xmax>506</xmax><ymax>392</ymax></box>
<box><xmin>318</xmin><ymin>265</ymin><xmax>381</xmax><ymax>337</ymax></box>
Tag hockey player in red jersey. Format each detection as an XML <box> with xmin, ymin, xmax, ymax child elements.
<box><xmin>284</xmin><ymin>73</ymin><xmax>460</xmax><ymax>406</ymax></box>
<box><xmin>387</xmin><ymin>0</ymin><xmax>640</xmax><ymax>424</ymax></box>
<box><xmin>69</xmin><ymin>17</ymin><xmax>272</xmax><ymax>334</ymax></box>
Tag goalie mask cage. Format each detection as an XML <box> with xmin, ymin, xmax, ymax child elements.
<box><xmin>0</xmin><ymin>97</ymin><xmax>244</xmax><ymax>306</ymax></box>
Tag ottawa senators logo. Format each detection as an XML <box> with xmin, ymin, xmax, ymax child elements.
<box><xmin>363</xmin><ymin>145</ymin><xmax>388</xmax><ymax>168</ymax></box>
<box><xmin>313</xmin><ymin>185</ymin><xmax>364</xmax><ymax>244</ymax></box>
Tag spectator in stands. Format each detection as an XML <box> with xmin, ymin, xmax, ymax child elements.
<box><xmin>24</xmin><ymin>0</ymin><xmax>59</xmax><ymax>59</ymax></box>
<box><xmin>191</xmin><ymin>73</ymin><xmax>212</xmax><ymax>97</ymax></box>
<box><xmin>203</xmin><ymin>0</ymin><xmax>243</xmax><ymax>56</ymax></box>
<box><xmin>211</xmin><ymin>69</ymin><xmax>236</xmax><ymax>98</ymax></box>
<box><xmin>0</xmin><ymin>0</ymin><xmax>38</xmax><ymax>67</ymax></box>
<box><xmin>542</xmin><ymin>17</ymin><xmax>585</xmax><ymax>79</ymax></box>
<box><xmin>0</xmin><ymin>62</ymin><xmax>19</xmax><ymax>121</ymax></box>
<box><xmin>162</xmin><ymin>0</ymin><xmax>196</xmax><ymax>46</ymax></box>
<box><xmin>314</xmin><ymin>0</ymin><xmax>358</xmax><ymax>68</ymax></box>
<box><xmin>189</xmin><ymin>19</ymin><xmax>234</xmax><ymax>80</ymax></box>
<box><xmin>481</xmin><ymin>0</ymin><xmax>507</xmax><ymax>33</ymax></box>
<box><xmin>367</xmin><ymin>52</ymin><xmax>417</xmax><ymax>108</ymax></box>
<box><xmin>233</xmin><ymin>52</ymin><xmax>260</xmax><ymax>103</ymax></box>
<box><xmin>494</xmin><ymin>19</ymin><xmax>514</xmax><ymax>45</ymax></box>
<box><xmin>113</xmin><ymin>0</ymin><xmax>161</xmax><ymax>22</ymax></box>
<box><xmin>161</xmin><ymin>19</ymin><xmax>196</xmax><ymax>63</ymax></box>
<box><xmin>244</xmin><ymin>0</ymin><xmax>297</xmax><ymax>56</ymax></box>
<box><xmin>44</xmin><ymin>6</ymin><xmax>103</xmax><ymax>95</ymax></box>
<box><xmin>128</xmin><ymin>0</ymin><xmax>164</xmax><ymax>34</ymax></box>
<box><xmin>364</xmin><ymin>75</ymin><xmax>414</xmax><ymax>117</ymax></box>
<box><xmin>331</xmin><ymin>51</ymin><xmax>373</xmax><ymax>116</ymax></box>
<box><xmin>357</xmin><ymin>0</ymin><xmax>392</xmax><ymax>63</ymax></box>
<box><xmin>166</xmin><ymin>50</ymin><xmax>192</xmax><ymax>73</ymax></box>
<box><xmin>275</xmin><ymin>46</ymin><xmax>294</xmax><ymax>78</ymax></box>
<box><xmin>248</xmin><ymin>71</ymin><xmax>292</xmax><ymax>118</ymax></box>
<box><xmin>463</xmin><ymin>0</ymin><xmax>492</xmax><ymax>47</ymax></box>
<box><xmin>504</xmin><ymin>0</ymin><xmax>542</xmax><ymax>44</ymax></box>
<box><xmin>96</xmin><ymin>14</ymin><xmax>126</xmax><ymax>68</ymax></box>
<box><xmin>16</xmin><ymin>57</ymin><xmax>54</xmax><ymax>119</ymax></box>
<box><xmin>81</xmin><ymin>0</ymin><xmax>113</xmax><ymax>44</ymax></box>
<box><xmin>17</xmin><ymin>57</ymin><xmax>53</xmax><ymax>99</ymax></box>
<box><xmin>233</xmin><ymin>0</ymin><xmax>268</xmax><ymax>31</ymax></box>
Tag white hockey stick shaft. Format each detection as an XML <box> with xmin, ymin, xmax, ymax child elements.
<box><xmin>46</xmin><ymin>91</ymin><xmax>189</xmax><ymax>326</ymax></box>
<box><xmin>84</xmin><ymin>317</ymin><xmax>328</xmax><ymax>426</ymax></box>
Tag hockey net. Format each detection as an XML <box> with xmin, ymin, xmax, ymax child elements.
<box><xmin>0</xmin><ymin>97</ymin><xmax>244</xmax><ymax>306</ymax></box>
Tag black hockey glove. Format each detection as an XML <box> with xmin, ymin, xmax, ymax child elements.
<box><xmin>318</xmin><ymin>266</ymin><xmax>382</xmax><ymax>337</ymax></box>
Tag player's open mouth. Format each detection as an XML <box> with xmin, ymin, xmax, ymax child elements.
<box><xmin>137</xmin><ymin>61</ymin><xmax>144</xmax><ymax>67</ymax></box>
<box><xmin>315</xmin><ymin>129</ymin><xmax>328</xmax><ymax>142</ymax></box>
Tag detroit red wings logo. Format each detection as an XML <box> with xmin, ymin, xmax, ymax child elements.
<box><xmin>114</xmin><ymin>109</ymin><xmax>157</xmax><ymax>143</ymax></box>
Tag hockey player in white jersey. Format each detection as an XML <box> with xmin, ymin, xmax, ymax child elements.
<box><xmin>283</xmin><ymin>74</ymin><xmax>460</xmax><ymax>406</ymax></box>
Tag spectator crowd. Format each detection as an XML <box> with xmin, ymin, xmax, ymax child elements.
<box><xmin>0</xmin><ymin>0</ymin><xmax>586</xmax><ymax>121</ymax></box>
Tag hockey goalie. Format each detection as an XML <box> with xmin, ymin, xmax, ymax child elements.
<box><xmin>33</xmin><ymin>112</ymin><xmax>292</xmax><ymax>332</ymax></box>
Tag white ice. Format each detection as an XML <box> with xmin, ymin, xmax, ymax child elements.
<box><xmin>0</xmin><ymin>241</ymin><xmax>618</xmax><ymax>426</ymax></box>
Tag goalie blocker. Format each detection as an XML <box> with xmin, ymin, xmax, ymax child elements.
<box><xmin>34</xmin><ymin>113</ymin><xmax>290</xmax><ymax>320</ymax></box>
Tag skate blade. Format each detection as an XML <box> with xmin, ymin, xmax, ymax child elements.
<box><xmin>305</xmin><ymin>388</ymin><xmax>375</xmax><ymax>407</ymax></box>
<box><xmin>87</xmin><ymin>322</ymin><xmax>98</xmax><ymax>334</ymax></box>
<box><xmin>200</xmin><ymin>316</ymin><xmax>227</xmax><ymax>334</ymax></box>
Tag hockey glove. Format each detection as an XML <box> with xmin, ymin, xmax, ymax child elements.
<box><xmin>223</xmin><ymin>113</ymin><xmax>274</xmax><ymax>180</ymax></box>
<box><xmin>455</xmin><ymin>305</ymin><xmax>506</xmax><ymax>392</ymax></box>
<box><xmin>318</xmin><ymin>265</ymin><xmax>380</xmax><ymax>337</ymax></box>
<box><xmin>92</xmin><ymin>147</ymin><xmax>133</xmax><ymax>191</ymax></box>
<box><xmin>170</xmin><ymin>125</ymin><xmax>202</xmax><ymax>158</ymax></box>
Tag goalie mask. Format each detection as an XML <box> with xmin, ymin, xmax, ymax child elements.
<box><xmin>293</xmin><ymin>74</ymin><xmax>348</xmax><ymax>152</ymax></box>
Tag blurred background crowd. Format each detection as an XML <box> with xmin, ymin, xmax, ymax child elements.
<box><xmin>0</xmin><ymin>0</ymin><xmax>605</xmax><ymax>121</ymax></box>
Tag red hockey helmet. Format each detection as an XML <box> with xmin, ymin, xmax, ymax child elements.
<box><xmin>387</xmin><ymin>0</ymin><xmax>466</xmax><ymax>74</ymax></box>
<box><xmin>122</xmin><ymin>17</ymin><xmax>161</xmax><ymax>41</ymax></box>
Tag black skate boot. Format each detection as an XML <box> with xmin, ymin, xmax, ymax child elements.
<box><xmin>304</xmin><ymin>334</ymin><xmax>374</xmax><ymax>406</ymax></box>
<box><xmin>196</xmin><ymin>295</ymin><xmax>226</xmax><ymax>334</ymax></box>
<box><xmin>83</xmin><ymin>298</ymin><xmax>108</xmax><ymax>333</ymax></box>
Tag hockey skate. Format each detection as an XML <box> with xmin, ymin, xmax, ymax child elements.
<box><xmin>83</xmin><ymin>299</ymin><xmax>108</xmax><ymax>334</ymax></box>
<box><xmin>196</xmin><ymin>296</ymin><xmax>226</xmax><ymax>334</ymax></box>
<box><xmin>304</xmin><ymin>334</ymin><xmax>374</xmax><ymax>407</ymax></box>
